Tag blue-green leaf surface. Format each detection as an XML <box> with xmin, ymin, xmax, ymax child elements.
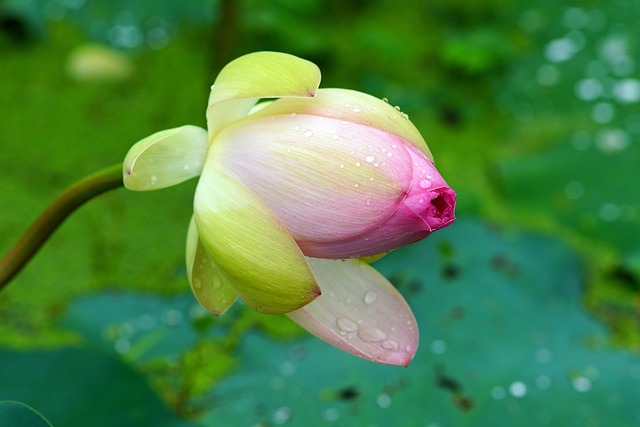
<box><xmin>198</xmin><ymin>219</ymin><xmax>640</xmax><ymax>426</ymax></box>
<box><xmin>0</xmin><ymin>401</ymin><xmax>54</xmax><ymax>427</ymax></box>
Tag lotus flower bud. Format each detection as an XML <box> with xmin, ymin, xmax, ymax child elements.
<box><xmin>123</xmin><ymin>52</ymin><xmax>457</xmax><ymax>366</ymax></box>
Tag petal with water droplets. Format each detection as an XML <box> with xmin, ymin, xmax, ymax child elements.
<box><xmin>287</xmin><ymin>258</ymin><xmax>418</xmax><ymax>366</ymax></box>
<box><xmin>123</xmin><ymin>125</ymin><xmax>208</xmax><ymax>191</ymax></box>
<box><xmin>212</xmin><ymin>113</ymin><xmax>410</xmax><ymax>250</ymax></box>
<box><xmin>194</xmin><ymin>163</ymin><xmax>320</xmax><ymax>314</ymax></box>
<box><xmin>207</xmin><ymin>51</ymin><xmax>321</xmax><ymax>136</ymax></box>
<box><xmin>186</xmin><ymin>216</ymin><xmax>238</xmax><ymax>316</ymax></box>
<box><xmin>249</xmin><ymin>88</ymin><xmax>433</xmax><ymax>161</ymax></box>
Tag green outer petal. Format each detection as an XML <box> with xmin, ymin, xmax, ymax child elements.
<box><xmin>123</xmin><ymin>125</ymin><xmax>208</xmax><ymax>191</ymax></box>
<box><xmin>194</xmin><ymin>163</ymin><xmax>320</xmax><ymax>314</ymax></box>
<box><xmin>206</xmin><ymin>52</ymin><xmax>321</xmax><ymax>136</ymax></box>
<box><xmin>287</xmin><ymin>258</ymin><xmax>419</xmax><ymax>366</ymax></box>
<box><xmin>247</xmin><ymin>88</ymin><xmax>433</xmax><ymax>161</ymax></box>
<box><xmin>186</xmin><ymin>216</ymin><xmax>238</xmax><ymax>316</ymax></box>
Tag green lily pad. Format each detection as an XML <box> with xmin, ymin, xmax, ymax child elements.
<box><xmin>0</xmin><ymin>401</ymin><xmax>54</xmax><ymax>427</ymax></box>
<box><xmin>197</xmin><ymin>218</ymin><xmax>640</xmax><ymax>426</ymax></box>
<box><xmin>0</xmin><ymin>348</ymin><xmax>190</xmax><ymax>427</ymax></box>
<box><xmin>59</xmin><ymin>292</ymin><xmax>203</xmax><ymax>362</ymax></box>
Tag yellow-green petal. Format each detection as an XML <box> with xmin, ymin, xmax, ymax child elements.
<box><xmin>186</xmin><ymin>217</ymin><xmax>238</xmax><ymax>316</ymax></box>
<box><xmin>206</xmin><ymin>51</ymin><xmax>321</xmax><ymax>137</ymax></box>
<box><xmin>248</xmin><ymin>88</ymin><xmax>433</xmax><ymax>161</ymax></box>
<box><xmin>194</xmin><ymin>163</ymin><xmax>320</xmax><ymax>314</ymax></box>
<box><xmin>123</xmin><ymin>125</ymin><xmax>208</xmax><ymax>191</ymax></box>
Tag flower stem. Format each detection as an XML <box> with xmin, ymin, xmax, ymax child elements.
<box><xmin>0</xmin><ymin>163</ymin><xmax>124</xmax><ymax>291</ymax></box>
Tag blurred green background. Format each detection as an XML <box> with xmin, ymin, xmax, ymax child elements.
<box><xmin>1</xmin><ymin>0</ymin><xmax>639</xmax><ymax>426</ymax></box>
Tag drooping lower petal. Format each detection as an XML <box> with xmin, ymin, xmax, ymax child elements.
<box><xmin>194</xmin><ymin>163</ymin><xmax>320</xmax><ymax>314</ymax></box>
<box><xmin>286</xmin><ymin>258</ymin><xmax>419</xmax><ymax>366</ymax></box>
<box><xmin>123</xmin><ymin>125</ymin><xmax>208</xmax><ymax>191</ymax></box>
<box><xmin>207</xmin><ymin>52</ymin><xmax>321</xmax><ymax>137</ymax></box>
<box><xmin>186</xmin><ymin>217</ymin><xmax>238</xmax><ymax>316</ymax></box>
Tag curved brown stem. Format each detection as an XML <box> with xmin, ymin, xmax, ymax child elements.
<box><xmin>0</xmin><ymin>163</ymin><xmax>124</xmax><ymax>291</ymax></box>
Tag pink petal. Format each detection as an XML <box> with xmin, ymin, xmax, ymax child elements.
<box><xmin>286</xmin><ymin>258</ymin><xmax>419</xmax><ymax>366</ymax></box>
<box><xmin>299</xmin><ymin>146</ymin><xmax>456</xmax><ymax>258</ymax></box>
<box><xmin>211</xmin><ymin>113</ymin><xmax>413</xmax><ymax>243</ymax></box>
<box><xmin>248</xmin><ymin>88</ymin><xmax>434</xmax><ymax>161</ymax></box>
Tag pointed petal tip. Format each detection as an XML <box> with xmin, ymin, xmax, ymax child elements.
<box><xmin>287</xmin><ymin>258</ymin><xmax>419</xmax><ymax>366</ymax></box>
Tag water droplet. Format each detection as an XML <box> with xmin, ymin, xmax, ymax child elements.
<box><xmin>545</xmin><ymin>37</ymin><xmax>579</xmax><ymax>62</ymax></box>
<box><xmin>352</xmin><ymin>104</ymin><xmax>362</xmax><ymax>113</ymax></box>
<box><xmin>572</xmin><ymin>376</ymin><xmax>592</xmax><ymax>392</ymax></box>
<box><xmin>599</xmin><ymin>203</ymin><xmax>621</xmax><ymax>222</ymax></box>
<box><xmin>565</xmin><ymin>181</ymin><xmax>585</xmax><ymax>200</ymax></box>
<box><xmin>491</xmin><ymin>386</ymin><xmax>506</xmax><ymax>400</ymax></box>
<box><xmin>337</xmin><ymin>317</ymin><xmax>358</xmax><ymax>332</ymax></box>
<box><xmin>304</xmin><ymin>130</ymin><xmax>313</xmax><ymax>137</ymax></box>
<box><xmin>391</xmin><ymin>144</ymin><xmax>397</xmax><ymax>149</ymax></box>
<box><xmin>575</xmin><ymin>78</ymin><xmax>603</xmax><ymax>101</ymax></box>
<box><xmin>364</xmin><ymin>291</ymin><xmax>378</xmax><ymax>304</ymax></box>
<box><xmin>389</xmin><ymin>114</ymin><xmax>397</xmax><ymax>119</ymax></box>
<box><xmin>354</xmin><ymin>183</ymin><xmax>359</xmax><ymax>188</ymax></box>
<box><xmin>150</xmin><ymin>175</ymin><xmax>158</xmax><ymax>185</ymax></box>
<box><xmin>358</xmin><ymin>327</ymin><xmax>387</xmax><ymax>342</ymax></box>
<box><xmin>376</xmin><ymin>393</ymin><xmax>391</xmax><ymax>408</ymax></box>
<box><xmin>339</xmin><ymin>163</ymin><xmax>345</xmax><ymax>168</ymax></box>
<box><xmin>322</xmin><ymin>408</ymin><xmax>340</xmax><ymax>422</ymax></box>
<box><xmin>279</xmin><ymin>361</ymin><xmax>296</xmax><ymax>376</ymax></box>
<box><xmin>596</xmin><ymin>128</ymin><xmax>629</xmax><ymax>152</ymax></box>
<box><xmin>381</xmin><ymin>340</ymin><xmax>399</xmax><ymax>350</ymax></box>
<box><xmin>430</xmin><ymin>339</ymin><xmax>447</xmax><ymax>354</ymax></box>
<box><xmin>386</xmin><ymin>152</ymin><xmax>393</xmax><ymax>157</ymax></box>
<box><xmin>193</xmin><ymin>278</ymin><xmax>202</xmax><ymax>289</ymax></box>
<box><xmin>509</xmin><ymin>381</ymin><xmax>527</xmax><ymax>398</ymax></box>
<box><xmin>382</xmin><ymin>97</ymin><xmax>389</xmax><ymax>103</ymax></box>
<box><xmin>114</xmin><ymin>337</ymin><xmax>130</xmax><ymax>353</ymax></box>
<box><xmin>401</xmin><ymin>113</ymin><xmax>409</xmax><ymax>120</ymax></box>
<box><xmin>537</xmin><ymin>64</ymin><xmax>559</xmax><ymax>86</ymax></box>
<box><xmin>394</xmin><ymin>105</ymin><xmax>401</xmax><ymax>111</ymax></box>
<box><xmin>419</xmin><ymin>179</ymin><xmax>431</xmax><ymax>189</ymax></box>
<box><xmin>535</xmin><ymin>348</ymin><xmax>552</xmax><ymax>363</ymax></box>
<box><xmin>536</xmin><ymin>375</ymin><xmax>551</xmax><ymax>389</ymax></box>
<box><xmin>592</xmin><ymin>102</ymin><xmax>614</xmax><ymax>123</ymax></box>
<box><xmin>355</xmin><ymin>161</ymin><xmax>361</xmax><ymax>167</ymax></box>
<box><xmin>563</xmin><ymin>7</ymin><xmax>588</xmax><ymax>30</ymax></box>
<box><xmin>365</xmin><ymin>155</ymin><xmax>375</xmax><ymax>163</ymax></box>
<box><xmin>419</xmin><ymin>198</ymin><xmax>425</xmax><ymax>204</ymax></box>
<box><xmin>164</xmin><ymin>309</ymin><xmax>183</xmax><ymax>326</ymax></box>
<box><xmin>183</xmin><ymin>164</ymin><xmax>191</xmax><ymax>171</ymax></box>
<box><xmin>614</xmin><ymin>78</ymin><xmax>640</xmax><ymax>103</ymax></box>
<box><xmin>272</xmin><ymin>406</ymin><xmax>292</xmax><ymax>425</ymax></box>
<box><xmin>332</xmin><ymin>134</ymin><xmax>339</xmax><ymax>140</ymax></box>
<box><xmin>290</xmin><ymin>112</ymin><xmax>297</xmax><ymax>118</ymax></box>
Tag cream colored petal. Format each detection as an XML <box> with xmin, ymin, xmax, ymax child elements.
<box><xmin>248</xmin><ymin>88</ymin><xmax>433</xmax><ymax>161</ymax></box>
<box><xmin>194</xmin><ymin>163</ymin><xmax>320</xmax><ymax>314</ymax></box>
<box><xmin>287</xmin><ymin>258</ymin><xmax>419</xmax><ymax>366</ymax></box>
<box><xmin>123</xmin><ymin>125</ymin><xmax>208</xmax><ymax>191</ymax></box>
<box><xmin>186</xmin><ymin>217</ymin><xmax>238</xmax><ymax>316</ymax></box>
<box><xmin>206</xmin><ymin>52</ymin><xmax>321</xmax><ymax>137</ymax></box>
